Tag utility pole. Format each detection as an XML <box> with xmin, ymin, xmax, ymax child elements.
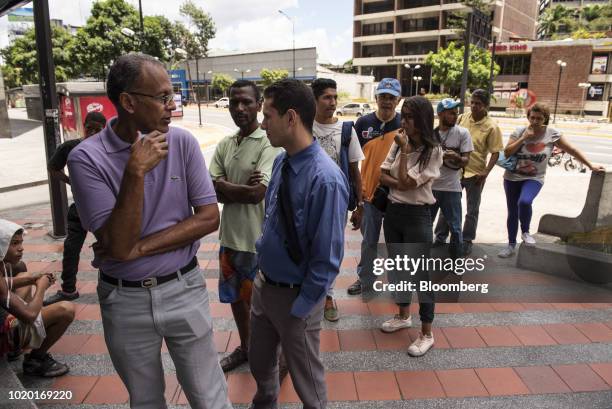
<box><xmin>138</xmin><ymin>0</ymin><xmax>144</xmax><ymax>51</ymax></box>
<box><xmin>33</xmin><ymin>0</ymin><xmax>68</xmax><ymax>237</ymax></box>
<box><xmin>459</xmin><ymin>13</ymin><xmax>472</xmax><ymax>114</ymax></box>
<box><xmin>488</xmin><ymin>36</ymin><xmax>497</xmax><ymax>97</ymax></box>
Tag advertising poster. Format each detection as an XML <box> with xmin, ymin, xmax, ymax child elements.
<box><xmin>172</xmin><ymin>93</ymin><xmax>184</xmax><ymax>117</ymax></box>
<box><xmin>78</xmin><ymin>96</ymin><xmax>118</xmax><ymax>124</ymax></box>
<box><xmin>591</xmin><ymin>56</ymin><xmax>608</xmax><ymax>75</ymax></box>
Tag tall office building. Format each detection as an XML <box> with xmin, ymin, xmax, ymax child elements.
<box><xmin>352</xmin><ymin>0</ymin><xmax>539</xmax><ymax>95</ymax></box>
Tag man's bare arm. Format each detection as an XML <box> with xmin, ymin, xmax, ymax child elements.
<box><xmin>126</xmin><ymin>204</ymin><xmax>219</xmax><ymax>259</ymax></box>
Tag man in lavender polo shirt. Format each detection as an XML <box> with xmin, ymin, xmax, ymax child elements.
<box><xmin>67</xmin><ymin>53</ymin><xmax>230</xmax><ymax>409</ymax></box>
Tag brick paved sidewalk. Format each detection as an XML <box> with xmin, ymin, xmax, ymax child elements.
<box><xmin>3</xmin><ymin>203</ymin><xmax>612</xmax><ymax>408</ymax></box>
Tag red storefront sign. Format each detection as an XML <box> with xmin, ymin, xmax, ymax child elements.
<box><xmin>489</xmin><ymin>43</ymin><xmax>529</xmax><ymax>53</ymax></box>
<box><xmin>60</xmin><ymin>95</ymin><xmax>76</xmax><ymax>133</ymax></box>
<box><xmin>78</xmin><ymin>96</ymin><xmax>117</xmax><ymax>123</ymax></box>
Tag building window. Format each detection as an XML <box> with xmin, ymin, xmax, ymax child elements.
<box><xmin>363</xmin><ymin>0</ymin><xmax>394</xmax><ymax>14</ymax></box>
<box><xmin>362</xmin><ymin>22</ymin><xmax>394</xmax><ymax>36</ymax></box>
<box><xmin>587</xmin><ymin>84</ymin><xmax>605</xmax><ymax>101</ymax></box>
<box><xmin>362</xmin><ymin>44</ymin><xmax>393</xmax><ymax>58</ymax></box>
<box><xmin>399</xmin><ymin>41</ymin><xmax>438</xmax><ymax>55</ymax></box>
<box><xmin>399</xmin><ymin>0</ymin><xmax>440</xmax><ymax>9</ymax></box>
<box><xmin>400</xmin><ymin>17</ymin><xmax>439</xmax><ymax>33</ymax></box>
<box><xmin>495</xmin><ymin>54</ymin><xmax>531</xmax><ymax>75</ymax></box>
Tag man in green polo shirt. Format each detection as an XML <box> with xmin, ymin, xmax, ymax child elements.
<box><xmin>209</xmin><ymin>80</ymin><xmax>280</xmax><ymax>372</ymax></box>
<box><xmin>434</xmin><ymin>89</ymin><xmax>503</xmax><ymax>255</ymax></box>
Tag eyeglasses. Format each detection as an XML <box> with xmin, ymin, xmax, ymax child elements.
<box><xmin>127</xmin><ymin>91</ymin><xmax>174</xmax><ymax>106</ymax></box>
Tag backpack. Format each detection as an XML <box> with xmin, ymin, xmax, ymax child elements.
<box><xmin>339</xmin><ymin>121</ymin><xmax>357</xmax><ymax>211</ymax></box>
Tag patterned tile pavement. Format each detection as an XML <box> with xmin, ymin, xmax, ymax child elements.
<box><xmin>2</xmin><ymin>203</ymin><xmax>612</xmax><ymax>408</ymax></box>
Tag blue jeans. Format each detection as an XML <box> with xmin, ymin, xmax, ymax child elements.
<box><xmin>356</xmin><ymin>201</ymin><xmax>384</xmax><ymax>292</ymax></box>
<box><xmin>430</xmin><ymin>190</ymin><xmax>463</xmax><ymax>258</ymax></box>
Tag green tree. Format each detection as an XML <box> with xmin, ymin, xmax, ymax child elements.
<box><xmin>212</xmin><ymin>73</ymin><xmax>233</xmax><ymax>97</ymax></box>
<box><xmin>69</xmin><ymin>0</ymin><xmax>168</xmax><ymax>80</ymax></box>
<box><xmin>538</xmin><ymin>5</ymin><xmax>578</xmax><ymax>39</ymax></box>
<box><xmin>179</xmin><ymin>0</ymin><xmax>216</xmax><ymax>100</ymax></box>
<box><xmin>0</xmin><ymin>25</ymin><xmax>75</xmax><ymax>87</ymax></box>
<box><xmin>260</xmin><ymin>68</ymin><xmax>289</xmax><ymax>87</ymax></box>
<box><xmin>425</xmin><ymin>42</ymin><xmax>499</xmax><ymax>96</ymax></box>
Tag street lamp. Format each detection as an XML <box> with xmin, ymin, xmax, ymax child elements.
<box><xmin>279</xmin><ymin>9</ymin><xmax>296</xmax><ymax>78</ymax></box>
<box><xmin>234</xmin><ymin>68</ymin><xmax>251</xmax><ymax>79</ymax></box>
<box><xmin>578</xmin><ymin>82</ymin><xmax>591</xmax><ymax>118</ymax></box>
<box><xmin>120</xmin><ymin>27</ymin><xmax>137</xmax><ymax>51</ymax></box>
<box><xmin>413</xmin><ymin>76</ymin><xmax>423</xmax><ymax>96</ymax></box>
<box><xmin>553</xmin><ymin>59</ymin><xmax>567</xmax><ymax>124</ymax></box>
<box><xmin>404</xmin><ymin>64</ymin><xmax>421</xmax><ymax>96</ymax></box>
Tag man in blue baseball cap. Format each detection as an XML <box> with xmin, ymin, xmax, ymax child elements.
<box><xmin>431</xmin><ymin>98</ymin><xmax>473</xmax><ymax>261</ymax></box>
<box><xmin>348</xmin><ymin>78</ymin><xmax>402</xmax><ymax>303</ymax></box>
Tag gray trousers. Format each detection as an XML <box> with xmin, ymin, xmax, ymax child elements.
<box><xmin>97</xmin><ymin>267</ymin><xmax>231</xmax><ymax>409</ymax></box>
<box><xmin>249</xmin><ymin>275</ymin><xmax>327</xmax><ymax>409</ymax></box>
<box><xmin>435</xmin><ymin>176</ymin><xmax>483</xmax><ymax>243</ymax></box>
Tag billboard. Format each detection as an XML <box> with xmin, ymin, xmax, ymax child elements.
<box><xmin>592</xmin><ymin>56</ymin><xmax>608</xmax><ymax>75</ymax></box>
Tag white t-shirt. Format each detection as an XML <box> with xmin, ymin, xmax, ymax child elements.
<box><xmin>432</xmin><ymin>125</ymin><xmax>473</xmax><ymax>192</ymax></box>
<box><xmin>313</xmin><ymin>120</ymin><xmax>365</xmax><ymax>165</ymax></box>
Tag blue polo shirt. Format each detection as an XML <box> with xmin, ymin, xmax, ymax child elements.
<box><xmin>256</xmin><ymin>140</ymin><xmax>349</xmax><ymax>318</ymax></box>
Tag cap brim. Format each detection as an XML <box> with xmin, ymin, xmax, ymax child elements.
<box><xmin>375</xmin><ymin>89</ymin><xmax>400</xmax><ymax>97</ymax></box>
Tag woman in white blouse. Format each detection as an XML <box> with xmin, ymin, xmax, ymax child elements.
<box><xmin>378</xmin><ymin>96</ymin><xmax>443</xmax><ymax>357</ymax></box>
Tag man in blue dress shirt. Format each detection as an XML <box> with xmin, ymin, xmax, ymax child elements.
<box><xmin>250</xmin><ymin>79</ymin><xmax>349</xmax><ymax>409</ymax></box>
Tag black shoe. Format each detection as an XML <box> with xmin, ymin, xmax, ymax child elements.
<box><xmin>464</xmin><ymin>241</ymin><xmax>473</xmax><ymax>256</ymax></box>
<box><xmin>347</xmin><ymin>279</ymin><xmax>362</xmax><ymax>295</ymax></box>
<box><xmin>43</xmin><ymin>290</ymin><xmax>79</xmax><ymax>306</ymax></box>
<box><xmin>23</xmin><ymin>353</ymin><xmax>69</xmax><ymax>377</ymax></box>
<box><xmin>220</xmin><ymin>346</ymin><xmax>248</xmax><ymax>372</ymax></box>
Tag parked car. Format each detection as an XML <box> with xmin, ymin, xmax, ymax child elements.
<box><xmin>214</xmin><ymin>97</ymin><xmax>229</xmax><ymax>108</ymax></box>
<box><xmin>336</xmin><ymin>102</ymin><xmax>373</xmax><ymax>117</ymax></box>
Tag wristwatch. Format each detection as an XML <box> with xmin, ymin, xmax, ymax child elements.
<box><xmin>356</xmin><ymin>201</ymin><xmax>365</xmax><ymax>208</ymax></box>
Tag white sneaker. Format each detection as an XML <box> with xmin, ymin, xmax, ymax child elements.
<box><xmin>521</xmin><ymin>232</ymin><xmax>536</xmax><ymax>247</ymax></box>
<box><xmin>407</xmin><ymin>332</ymin><xmax>435</xmax><ymax>357</ymax></box>
<box><xmin>381</xmin><ymin>315</ymin><xmax>412</xmax><ymax>333</ymax></box>
<box><xmin>497</xmin><ymin>245</ymin><xmax>516</xmax><ymax>258</ymax></box>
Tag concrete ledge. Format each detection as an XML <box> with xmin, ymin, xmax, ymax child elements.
<box><xmin>0</xmin><ymin>359</ymin><xmax>37</xmax><ymax>408</ymax></box>
<box><xmin>539</xmin><ymin>171</ymin><xmax>612</xmax><ymax>239</ymax></box>
<box><xmin>517</xmin><ymin>241</ymin><xmax>612</xmax><ymax>287</ymax></box>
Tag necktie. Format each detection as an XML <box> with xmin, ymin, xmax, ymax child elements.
<box><xmin>278</xmin><ymin>158</ymin><xmax>303</xmax><ymax>265</ymax></box>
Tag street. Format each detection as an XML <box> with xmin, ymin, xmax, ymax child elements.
<box><xmin>182</xmin><ymin>105</ymin><xmax>612</xmax><ymax>166</ymax></box>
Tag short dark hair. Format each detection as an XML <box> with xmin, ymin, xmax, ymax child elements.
<box><xmin>527</xmin><ymin>102</ymin><xmax>551</xmax><ymax>125</ymax></box>
<box><xmin>229</xmin><ymin>80</ymin><xmax>260</xmax><ymax>101</ymax></box>
<box><xmin>471</xmin><ymin>89</ymin><xmax>490</xmax><ymax>107</ymax></box>
<box><xmin>84</xmin><ymin>111</ymin><xmax>107</xmax><ymax>126</ymax></box>
<box><xmin>264</xmin><ymin>79</ymin><xmax>316</xmax><ymax>134</ymax></box>
<box><xmin>311</xmin><ymin>78</ymin><xmax>337</xmax><ymax>100</ymax></box>
<box><xmin>106</xmin><ymin>53</ymin><xmax>164</xmax><ymax>106</ymax></box>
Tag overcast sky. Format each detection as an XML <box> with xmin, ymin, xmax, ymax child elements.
<box><xmin>0</xmin><ymin>0</ymin><xmax>354</xmax><ymax>64</ymax></box>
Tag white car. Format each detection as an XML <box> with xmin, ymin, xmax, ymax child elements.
<box><xmin>336</xmin><ymin>102</ymin><xmax>373</xmax><ymax>117</ymax></box>
<box><xmin>214</xmin><ymin>97</ymin><xmax>229</xmax><ymax>108</ymax></box>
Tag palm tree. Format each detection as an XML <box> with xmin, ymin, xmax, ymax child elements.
<box><xmin>538</xmin><ymin>5</ymin><xmax>574</xmax><ymax>39</ymax></box>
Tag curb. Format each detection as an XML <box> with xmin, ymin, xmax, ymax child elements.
<box><xmin>0</xmin><ymin>180</ymin><xmax>48</xmax><ymax>194</ymax></box>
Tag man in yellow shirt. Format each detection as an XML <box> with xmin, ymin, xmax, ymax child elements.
<box><xmin>434</xmin><ymin>89</ymin><xmax>503</xmax><ymax>255</ymax></box>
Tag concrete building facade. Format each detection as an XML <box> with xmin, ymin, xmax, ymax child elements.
<box><xmin>178</xmin><ymin>47</ymin><xmax>375</xmax><ymax>100</ymax></box>
<box><xmin>352</xmin><ymin>0</ymin><xmax>539</xmax><ymax>96</ymax></box>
